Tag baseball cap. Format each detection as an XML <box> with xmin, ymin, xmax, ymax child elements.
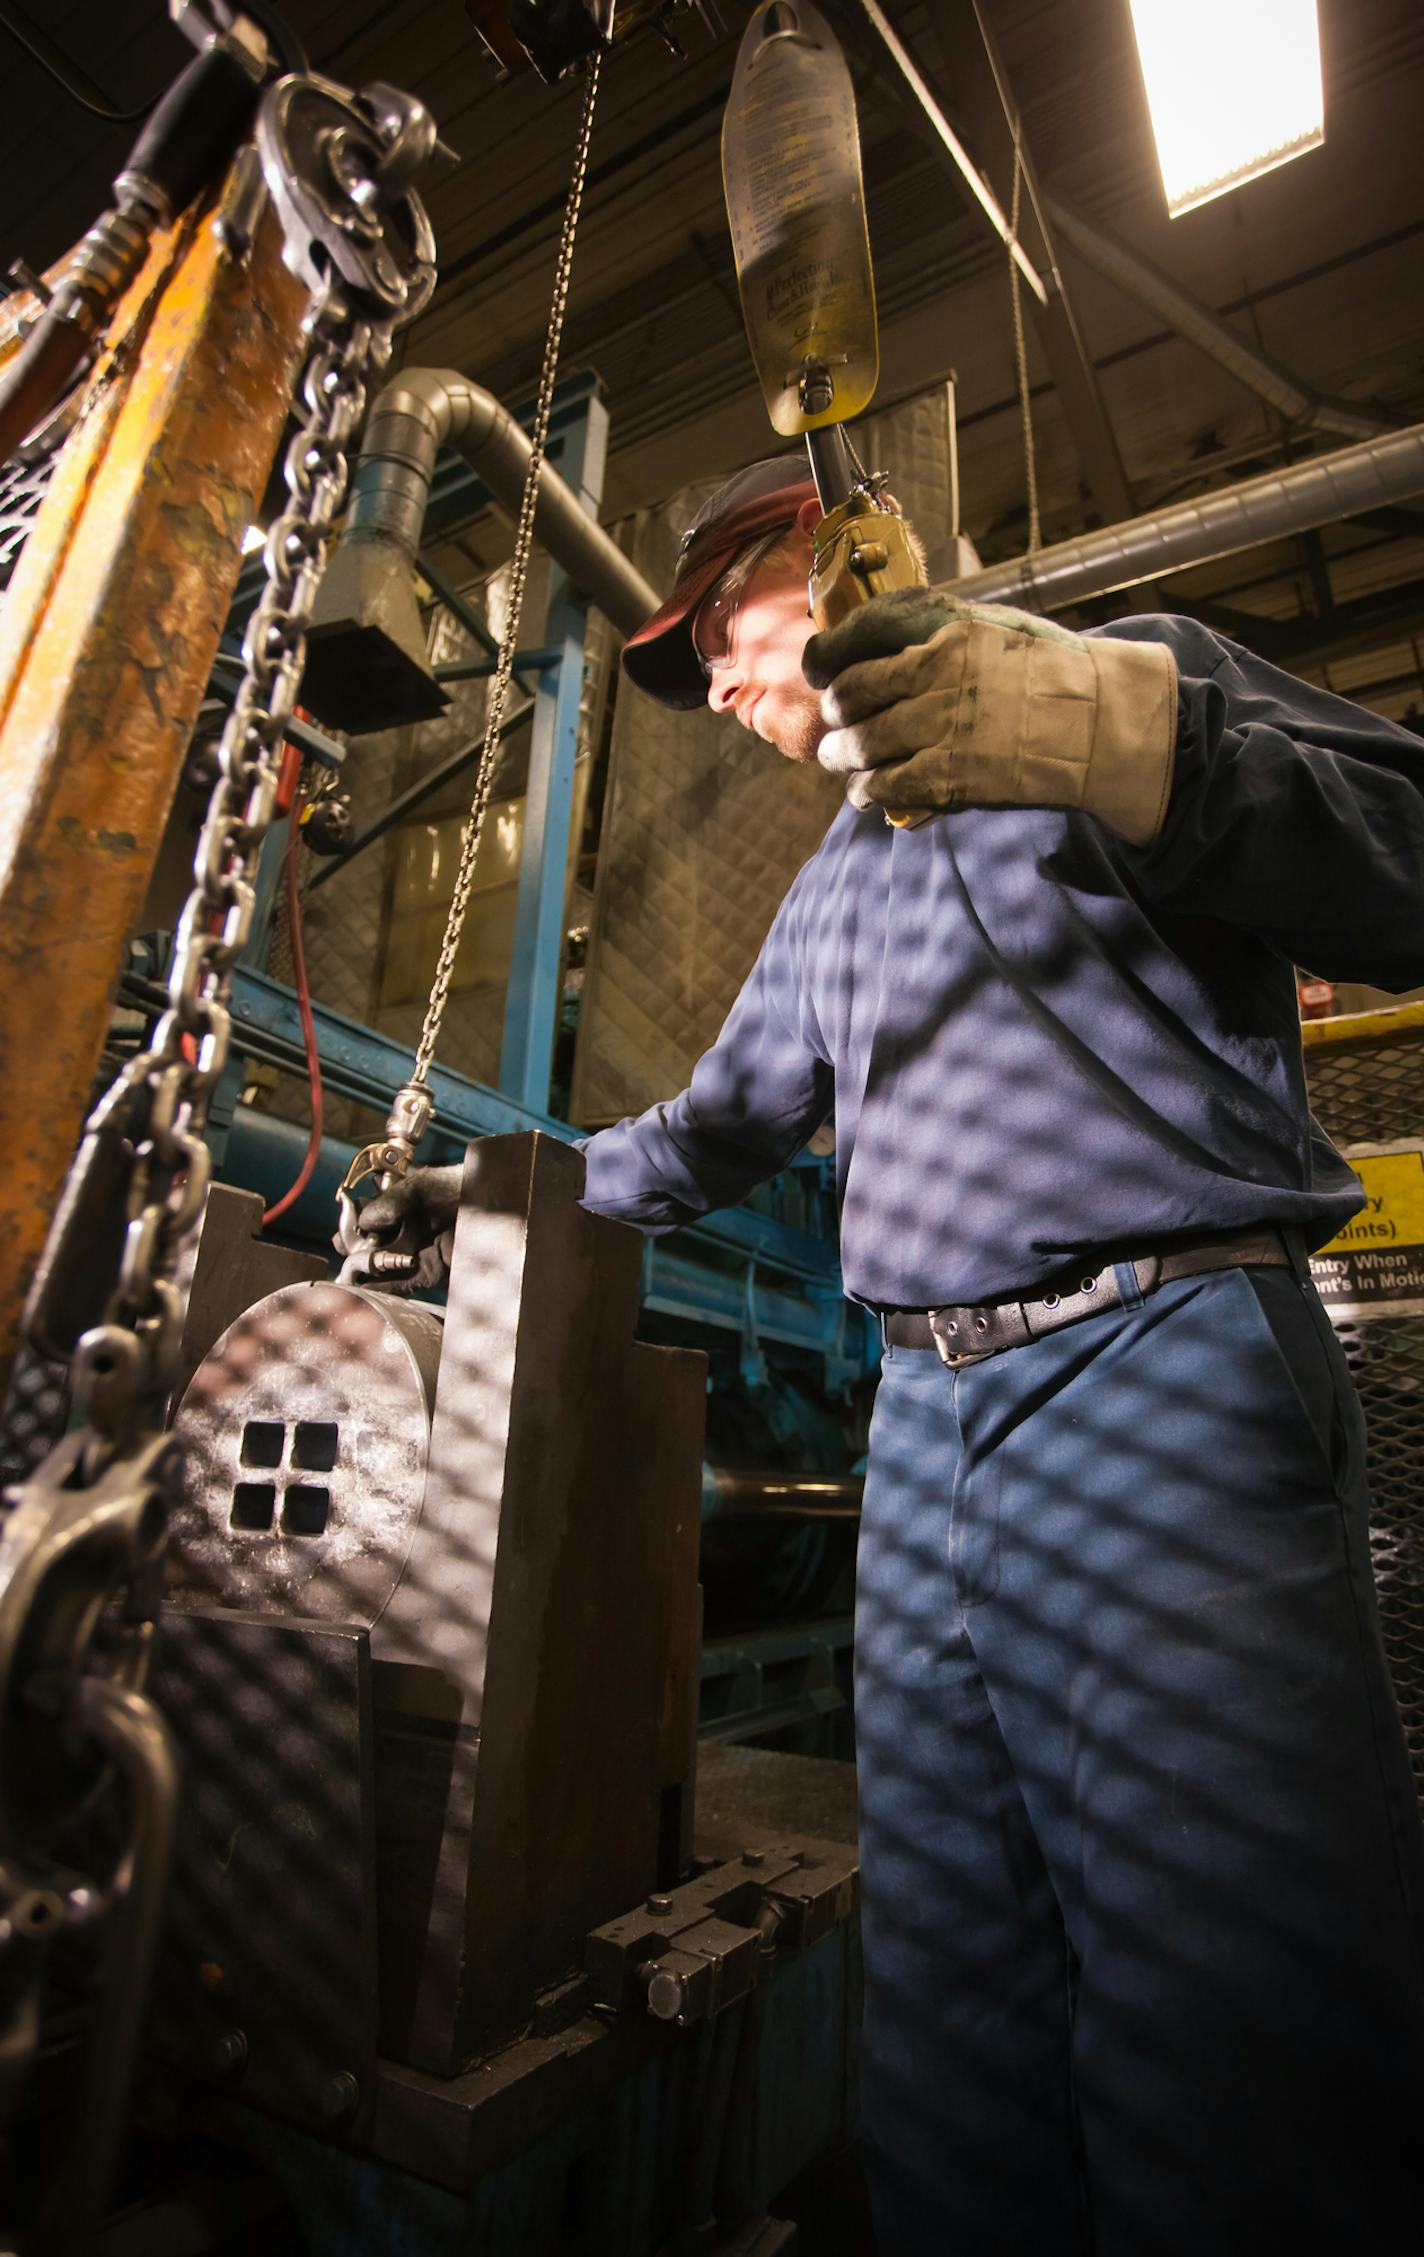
<box><xmin>621</xmin><ymin>453</ymin><xmax>817</xmax><ymax>710</ymax></box>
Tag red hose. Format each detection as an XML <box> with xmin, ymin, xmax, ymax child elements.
<box><xmin>262</xmin><ymin>800</ymin><xmax>324</xmax><ymax>1228</ymax></box>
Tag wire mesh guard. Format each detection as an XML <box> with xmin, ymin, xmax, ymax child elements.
<box><xmin>0</xmin><ymin>440</ymin><xmax>58</xmax><ymax>589</ymax></box>
<box><xmin>1307</xmin><ymin>1028</ymin><xmax>1424</xmax><ymax>1802</ymax></box>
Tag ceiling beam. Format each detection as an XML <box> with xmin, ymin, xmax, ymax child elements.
<box><xmin>1345</xmin><ymin>505</ymin><xmax>1424</xmax><ymax>542</ymax></box>
<box><xmin>1166</xmin><ymin>574</ymin><xmax>1424</xmax><ymax>676</ymax></box>
<box><xmin>896</xmin><ymin>0</ymin><xmax>1137</xmax><ymax>527</ymax></box>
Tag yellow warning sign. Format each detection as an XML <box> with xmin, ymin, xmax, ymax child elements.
<box><xmin>1318</xmin><ymin>1149</ymin><xmax>1424</xmax><ymax>1255</ymax></box>
<box><xmin>1311</xmin><ymin>1145</ymin><xmax>1424</xmax><ymax>1319</ymax></box>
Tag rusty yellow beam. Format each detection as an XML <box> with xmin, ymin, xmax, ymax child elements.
<box><xmin>0</xmin><ymin>171</ymin><xmax>309</xmax><ymax>1395</ymax></box>
<box><xmin>1301</xmin><ymin>1000</ymin><xmax>1424</xmax><ymax>1051</ymax></box>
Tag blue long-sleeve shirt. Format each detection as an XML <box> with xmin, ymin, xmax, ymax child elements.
<box><xmin>581</xmin><ymin>616</ymin><xmax>1424</xmax><ymax>1308</ymax></box>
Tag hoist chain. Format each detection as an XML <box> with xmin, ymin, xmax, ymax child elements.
<box><xmin>0</xmin><ymin>280</ymin><xmax>391</xmax><ymax>2255</ymax></box>
<box><xmin>0</xmin><ymin>58</ymin><xmax>444</xmax><ymax>2240</ymax></box>
<box><xmin>338</xmin><ymin>54</ymin><xmax>603</xmax><ymax>1223</ymax></box>
<box><xmin>31</xmin><ymin>294</ymin><xmax>392</xmax><ymax>1461</ymax></box>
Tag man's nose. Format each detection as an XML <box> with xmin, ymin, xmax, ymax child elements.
<box><xmin>706</xmin><ymin>661</ymin><xmax>740</xmax><ymax>716</ymax></box>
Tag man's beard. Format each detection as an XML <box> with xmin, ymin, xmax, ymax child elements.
<box><xmin>767</xmin><ymin>693</ymin><xmax>827</xmax><ymax>766</ymax></box>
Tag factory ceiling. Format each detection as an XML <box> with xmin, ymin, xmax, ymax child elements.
<box><xmin>5</xmin><ymin>0</ymin><xmax>1424</xmax><ymax>715</ymax></box>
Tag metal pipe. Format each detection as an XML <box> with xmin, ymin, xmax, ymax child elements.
<box><xmin>949</xmin><ymin>422</ymin><xmax>1424</xmax><ymax>613</ymax></box>
<box><xmin>853</xmin><ymin>0</ymin><xmax>1046</xmax><ymax>304</ymax></box>
<box><xmin>701</xmin><ymin>1467</ymin><xmax>864</xmax><ymax>1521</ymax></box>
<box><xmin>350</xmin><ymin>369</ymin><xmax>659</xmax><ymax>635</ymax></box>
<box><xmin>1043</xmin><ymin>194</ymin><xmax>1393</xmax><ymax>446</ymax></box>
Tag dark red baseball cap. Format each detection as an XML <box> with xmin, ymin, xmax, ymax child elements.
<box><xmin>621</xmin><ymin>453</ymin><xmax>817</xmax><ymax>710</ymax></box>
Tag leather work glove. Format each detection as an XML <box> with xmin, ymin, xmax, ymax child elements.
<box><xmin>803</xmin><ymin>590</ymin><xmax>1178</xmax><ymax>847</ymax></box>
<box><xmin>335</xmin><ymin>1161</ymin><xmax>463</xmax><ymax>1289</ymax></box>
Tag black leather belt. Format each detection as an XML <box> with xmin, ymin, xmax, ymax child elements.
<box><xmin>883</xmin><ymin>1225</ymin><xmax>1294</xmax><ymax>1367</ymax></box>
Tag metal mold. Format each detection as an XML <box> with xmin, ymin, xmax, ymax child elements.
<box><xmin>170</xmin><ymin>1282</ymin><xmax>443</xmax><ymax>1623</ymax></box>
<box><xmin>165</xmin><ymin>1133</ymin><xmax>706</xmax><ymax>2076</ymax></box>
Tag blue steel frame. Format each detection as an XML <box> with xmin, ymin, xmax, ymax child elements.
<box><xmin>498</xmin><ymin>384</ymin><xmax>604</xmax><ymax>1112</ymax></box>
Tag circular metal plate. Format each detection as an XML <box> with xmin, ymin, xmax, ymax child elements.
<box><xmin>168</xmin><ymin>1282</ymin><xmax>443</xmax><ymax>1623</ymax></box>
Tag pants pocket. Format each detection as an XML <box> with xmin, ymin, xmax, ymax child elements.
<box><xmin>1226</xmin><ymin>1266</ymin><xmax>1360</xmax><ymax>1495</ymax></box>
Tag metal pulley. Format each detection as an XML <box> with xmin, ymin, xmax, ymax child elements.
<box><xmin>255</xmin><ymin>74</ymin><xmax>448</xmax><ymax>320</ymax></box>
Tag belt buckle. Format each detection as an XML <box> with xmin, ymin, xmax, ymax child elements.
<box><xmin>928</xmin><ymin>1307</ymin><xmax>990</xmax><ymax>1367</ymax></box>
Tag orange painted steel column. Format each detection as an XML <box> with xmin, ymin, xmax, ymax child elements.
<box><xmin>0</xmin><ymin>174</ymin><xmax>309</xmax><ymax>1393</ymax></box>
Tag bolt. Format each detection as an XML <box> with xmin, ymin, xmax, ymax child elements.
<box><xmin>742</xmin><ymin>1849</ymin><xmax>765</xmax><ymax>1868</ymax></box>
<box><xmin>8</xmin><ymin>1887</ymin><xmax>64</xmax><ymax>1936</ymax></box>
<box><xmin>321</xmin><ymin>2070</ymin><xmax>360</xmax><ymax>2123</ymax></box>
<box><xmin>6</xmin><ymin>259</ymin><xmax>51</xmax><ymax>305</ymax></box>
<box><xmin>645</xmin><ymin>1893</ymin><xmax>674</xmax><ymax>1915</ymax></box>
<box><xmin>212</xmin><ymin>2028</ymin><xmax>247</xmax><ymax>2079</ymax></box>
<box><xmin>644</xmin><ymin>1965</ymin><xmax>686</xmax><ymax>2023</ymax></box>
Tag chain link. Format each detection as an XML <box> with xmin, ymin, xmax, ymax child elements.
<box><xmin>72</xmin><ymin>292</ymin><xmax>393</xmax><ymax>1443</ymax></box>
<box><xmin>410</xmin><ymin>55</ymin><xmax>601</xmax><ymax>1095</ymax></box>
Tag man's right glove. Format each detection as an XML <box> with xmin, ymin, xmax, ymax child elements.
<box><xmin>335</xmin><ymin>1161</ymin><xmax>463</xmax><ymax>1289</ymax></box>
<box><xmin>804</xmin><ymin>591</ymin><xmax>1178</xmax><ymax>846</ymax></box>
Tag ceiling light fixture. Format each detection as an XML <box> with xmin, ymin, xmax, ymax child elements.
<box><xmin>1127</xmin><ymin>0</ymin><xmax>1325</xmax><ymax>218</ymax></box>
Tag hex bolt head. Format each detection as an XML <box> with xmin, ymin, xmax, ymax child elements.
<box><xmin>645</xmin><ymin>1893</ymin><xmax>674</xmax><ymax>1915</ymax></box>
<box><xmin>741</xmin><ymin>1849</ymin><xmax>765</xmax><ymax>1868</ymax></box>
<box><xmin>321</xmin><ymin>2070</ymin><xmax>360</xmax><ymax>2123</ymax></box>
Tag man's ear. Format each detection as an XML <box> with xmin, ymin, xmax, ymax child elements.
<box><xmin>793</xmin><ymin>493</ymin><xmax>822</xmax><ymax>535</ymax></box>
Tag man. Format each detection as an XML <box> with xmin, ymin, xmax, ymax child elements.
<box><xmin>361</xmin><ymin>455</ymin><xmax>1424</xmax><ymax>2253</ymax></box>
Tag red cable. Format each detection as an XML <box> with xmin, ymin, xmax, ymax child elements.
<box><xmin>262</xmin><ymin>799</ymin><xmax>324</xmax><ymax>1227</ymax></box>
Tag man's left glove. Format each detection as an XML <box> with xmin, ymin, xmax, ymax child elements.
<box><xmin>335</xmin><ymin>1161</ymin><xmax>463</xmax><ymax>1289</ymax></box>
<box><xmin>804</xmin><ymin>591</ymin><xmax>1178</xmax><ymax>847</ymax></box>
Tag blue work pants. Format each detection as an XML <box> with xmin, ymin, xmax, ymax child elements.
<box><xmin>855</xmin><ymin>1258</ymin><xmax>1424</xmax><ymax>2254</ymax></box>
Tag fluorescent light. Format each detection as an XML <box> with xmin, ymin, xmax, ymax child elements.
<box><xmin>1127</xmin><ymin>0</ymin><xmax>1324</xmax><ymax>218</ymax></box>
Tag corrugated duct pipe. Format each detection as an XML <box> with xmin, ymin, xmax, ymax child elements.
<box><xmin>949</xmin><ymin>421</ymin><xmax>1424</xmax><ymax>614</ymax></box>
<box><xmin>1043</xmin><ymin>194</ymin><xmax>1394</xmax><ymax>446</ymax></box>
<box><xmin>349</xmin><ymin>368</ymin><xmax>659</xmax><ymax>634</ymax></box>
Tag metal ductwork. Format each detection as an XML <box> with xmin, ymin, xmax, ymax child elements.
<box><xmin>302</xmin><ymin>369</ymin><xmax>660</xmax><ymax>732</ymax></box>
<box><xmin>1044</xmin><ymin>194</ymin><xmax>1394</xmax><ymax>447</ymax></box>
<box><xmin>949</xmin><ymin>422</ymin><xmax>1424</xmax><ymax>615</ymax></box>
